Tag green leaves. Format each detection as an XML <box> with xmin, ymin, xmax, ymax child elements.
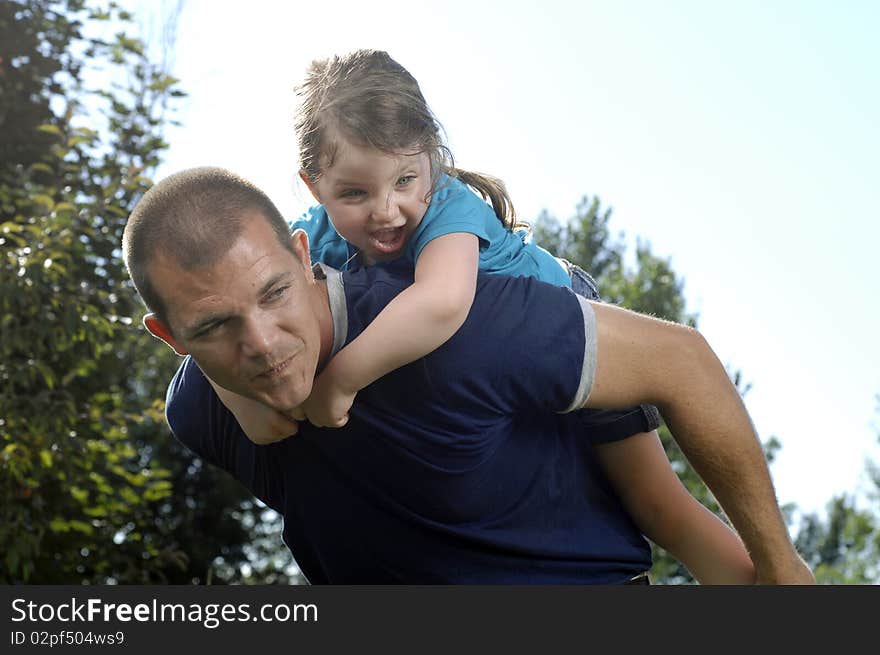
<box><xmin>1</xmin><ymin>0</ymin><xmax>274</xmax><ymax>586</ymax></box>
<box><xmin>0</xmin><ymin>0</ymin><xmax>184</xmax><ymax>584</ymax></box>
<box><xmin>792</xmin><ymin>400</ymin><xmax>880</xmax><ymax>583</ymax></box>
<box><xmin>36</xmin><ymin>124</ymin><xmax>64</xmax><ymax>137</ymax></box>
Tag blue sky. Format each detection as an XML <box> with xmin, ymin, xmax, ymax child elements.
<box><xmin>134</xmin><ymin>0</ymin><xmax>879</xmax><ymax>518</ymax></box>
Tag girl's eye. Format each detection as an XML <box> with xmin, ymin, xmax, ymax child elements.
<box><xmin>397</xmin><ymin>175</ymin><xmax>415</xmax><ymax>187</ymax></box>
<box><xmin>340</xmin><ymin>189</ymin><xmax>365</xmax><ymax>199</ymax></box>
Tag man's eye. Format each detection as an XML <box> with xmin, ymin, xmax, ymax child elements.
<box><xmin>267</xmin><ymin>285</ymin><xmax>290</xmax><ymax>301</ymax></box>
<box><xmin>193</xmin><ymin>321</ymin><xmax>223</xmax><ymax>338</ymax></box>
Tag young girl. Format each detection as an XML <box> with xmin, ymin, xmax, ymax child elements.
<box><xmin>211</xmin><ymin>49</ymin><xmax>756</xmax><ymax>584</ymax></box>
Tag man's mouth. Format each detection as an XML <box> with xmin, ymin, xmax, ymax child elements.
<box><xmin>257</xmin><ymin>355</ymin><xmax>294</xmax><ymax>381</ymax></box>
<box><xmin>368</xmin><ymin>226</ymin><xmax>405</xmax><ymax>256</ymax></box>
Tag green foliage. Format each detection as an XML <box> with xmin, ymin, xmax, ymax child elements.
<box><xmin>534</xmin><ymin>195</ymin><xmax>781</xmax><ymax>584</ymax></box>
<box><xmin>794</xmin><ymin>495</ymin><xmax>879</xmax><ymax>584</ymax></box>
<box><xmin>0</xmin><ymin>0</ymin><xmax>296</xmax><ymax>584</ymax></box>
<box><xmin>792</xmin><ymin>396</ymin><xmax>880</xmax><ymax>583</ymax></box>
<box><xmin>16</xmin><ymin>2</ymin><xmax>873</xmax><ymax>588</ymax></box>
<box><xmin>1</xmin><ymin>0</ymin><xmax>170</xmax><ymax>582</ymax></box>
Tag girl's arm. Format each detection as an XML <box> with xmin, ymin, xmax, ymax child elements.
<box><xmin>206</xmin><ymin>377</ymin><xmax>299</xmax><ymax>445</ymax></box>
<box><xmin>301</xmin><ymin>232</ymin><xmax>480</xmax><ymax>427</ymax></box>
<box><xmin>594</xmin><ymin>431</ymin><xmax>757</xmax><ymax>584</ymax></box>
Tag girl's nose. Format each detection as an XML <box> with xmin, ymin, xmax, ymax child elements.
<box><xmin>370</xmin><ymin>193</ymin><xmax>400</xmax><ymax>224</ymax></box>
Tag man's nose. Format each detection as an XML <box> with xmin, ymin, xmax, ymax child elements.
<box><xmin>239</xmin><ymin>317</ymin><xmax>276</xmax><ymax>359</ymax></box>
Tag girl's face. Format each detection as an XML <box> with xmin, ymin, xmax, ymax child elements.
<box><xmin>302</xmin><ymin>134</ymin><xmax>431</xmax><ymax>265</ymax></box>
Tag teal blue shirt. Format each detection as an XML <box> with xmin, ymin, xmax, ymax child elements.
<box><xmin>290</xmin><ymin>174</ymin><xmax>570</xmax><ymax>287</ymax></box>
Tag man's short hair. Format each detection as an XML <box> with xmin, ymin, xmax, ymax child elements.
<box><xmin>123</xmin><ymin>167</ymin><xmax>294</xmax><ymax>326</ymax></box>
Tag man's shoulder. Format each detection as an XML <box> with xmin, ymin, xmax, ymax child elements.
<box><xmin>342</xmin><ymin>264</ymin><xmax>574</xmax><ymax>316</ymax></box>
<box><xmin>164</xmin><ymin>356</ymin><xmax>214</xmax><ymax>453</ymax></box>
<box><xmin>341</xmin><ymin>260</ymin><xmax>414</xmax><ymax>300</ymax></box>
<box><xmin>334</xmin><ymin>266</ymin><xmax>601</xmax><ymax>448</ymax></box>
<box><xmin>342</xmin><ymin>264</ymin><xmax>581</xmax><ymax>356</ymax></box>
<box><xmin>166</xmin><ymin>357</ymin><xmax>207</xmax><ymax>421</ymax></box>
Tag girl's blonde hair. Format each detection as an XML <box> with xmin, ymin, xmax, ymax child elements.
<box><xmin>294</xmin><ymin>49</ymin><xmax>526</xmax><ymax>230</ymax></box>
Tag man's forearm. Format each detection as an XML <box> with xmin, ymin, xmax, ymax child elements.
<box><xmin>584</xmin><ymin>301</ymin><xmax>814</xmax><ymax>583</ymax></box>
<box><xmin>654</xmin><ymin>335</ymin><xmax>812</xmax><ymax>582</ymax></box>
<box><xmin>658</xmin><ymin>394</ymin><xmax>794</xmax><ymax>577</ymax></box>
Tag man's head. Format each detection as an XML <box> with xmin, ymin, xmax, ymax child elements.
<box><xmin>123</xmin><ymin>167</ymin><xmax>326</xmax><ymax>412</ymax></box>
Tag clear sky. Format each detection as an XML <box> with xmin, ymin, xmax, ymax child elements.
<box><xmin>133</xmin><ymin>0</ymin><xmax>879</xmax><ymax>518</ymax></box>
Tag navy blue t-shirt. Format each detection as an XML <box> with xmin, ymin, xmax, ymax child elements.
<box><xmin>165</xmin><ymin>263</ymin><xmax>654</xmax><ymax>583</ymax></box>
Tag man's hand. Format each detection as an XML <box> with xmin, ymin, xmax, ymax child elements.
<box><xmin>584</xmin><ymin>301</ymin><xmax>816</xmax><ymax>586</ymax></box>
<box><xmin>295</xmin><ymin>369</ymin><xmax>357</xmax><ymax>428</ymax></box>
<box><xmin>755</xmin><ymin>553</ymin><xmax>816</xmax><ymax>585</ymax></box>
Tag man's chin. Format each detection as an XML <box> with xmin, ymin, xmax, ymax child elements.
<box><xmin>243</xmin><ymin>371</ymin><xmax>304</xmax><ymax>408</ymax></box>
<box><xmin>256</xmin><ymin>387</ymin><xmax>309</xmax><ymax>415</ymax></box>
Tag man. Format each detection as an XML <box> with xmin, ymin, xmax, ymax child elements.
<box><xmin>123</xmin><ymin>167</ymin><xmax>813</xmax><ymax>584</ymax></box>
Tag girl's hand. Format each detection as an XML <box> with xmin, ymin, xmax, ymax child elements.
<box><xmin>236</xmin><ymin>402</ymin><xmax>299</xmax><ymax>444</ymax></box>
<box><xmin>259</xmin><ymin>408</ymin><xmax>300</xmax><ymax>443</ymax></box>
<box><xmin>208</xmin><ymin>377</ymin><xmax>299</xmax><ymax>444</ymax></box>
<box><xmin>298</xmin><ymin>370</ymin><xmax>357</xmax><ymax>428</ymax></box>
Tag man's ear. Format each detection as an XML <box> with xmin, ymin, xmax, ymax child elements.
<box><xmin>143</xmin><ymin>314</ymin><xmax>188</xmax><ymax>356</ymax></box>
<box><xmin>289</xmin><ymin>228</ymin><xmax>312</xmax><ymax>273</ymax></box>
<box><xmin>299</xmin><ymin>170</ymin><xmax>321</xmax><ymax>203</ymax></box>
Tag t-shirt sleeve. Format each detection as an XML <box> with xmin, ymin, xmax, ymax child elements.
<box><xmin>574</xmin><ymin>404</ymin><xmax>662</xmax><ymax>444</ymax></box>
<box><xmin>564</xmin><ymin>294</ymin><xmax>661</xmax><ymax>441</ymax></box>
<box><xmin>567</xmin><ymin>275</ymin><xmax>662</xmax><ymax>441</ymax></box>
<box><xmin>454</xmin><ymin>275</ymin><xmax>659</xmax><ymax>444</ymax></box>
<box><xmin>431</xmin><ymin>275</ymin><xmax>588</xmax><ymax>419</ymax></box>
<box><xmin>406</xmin><ymin>177</ymin><xmax>495</xmax><ymax>264</ymax></box>
<box><xmin>164</xmin><ymin>356</ymin><xmax>286</xmax><ymax>512</ymax></box>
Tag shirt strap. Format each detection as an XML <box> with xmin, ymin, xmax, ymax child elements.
<box><xmin>314</xmin><ymin>262</ymin><xmax>348</xmax><ymax>358</ymax></box>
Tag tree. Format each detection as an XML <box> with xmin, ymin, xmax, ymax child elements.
<box><xmin>532</xmin><ymin>196</ymin><xmax>781</xmax><ymax>584</ymax></box>
<box><xmin>0</xmin><ymin>0</ymin><xmax>296</xmax><ymax>584</ymax></box>
<box><xmin>792</xmin><ymin>396</ymin><xmax>880</xmax><ymax>584</ymax></box>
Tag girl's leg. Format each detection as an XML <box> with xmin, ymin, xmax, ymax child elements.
<box><xmin>556</xmin><ymin>257</ymin><xmax>600</xmax><ymax>300</ymax></box>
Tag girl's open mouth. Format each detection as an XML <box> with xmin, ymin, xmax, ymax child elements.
<box><xmin>369</xmin><ymin>226</ymin><xmax>405</xmax><ymax>256</ymax></box>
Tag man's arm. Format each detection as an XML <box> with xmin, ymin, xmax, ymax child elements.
<box><xmin>579</xmin><ymin>299</ymin><xmax>814</xmax><ymax>584</ymax></box>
